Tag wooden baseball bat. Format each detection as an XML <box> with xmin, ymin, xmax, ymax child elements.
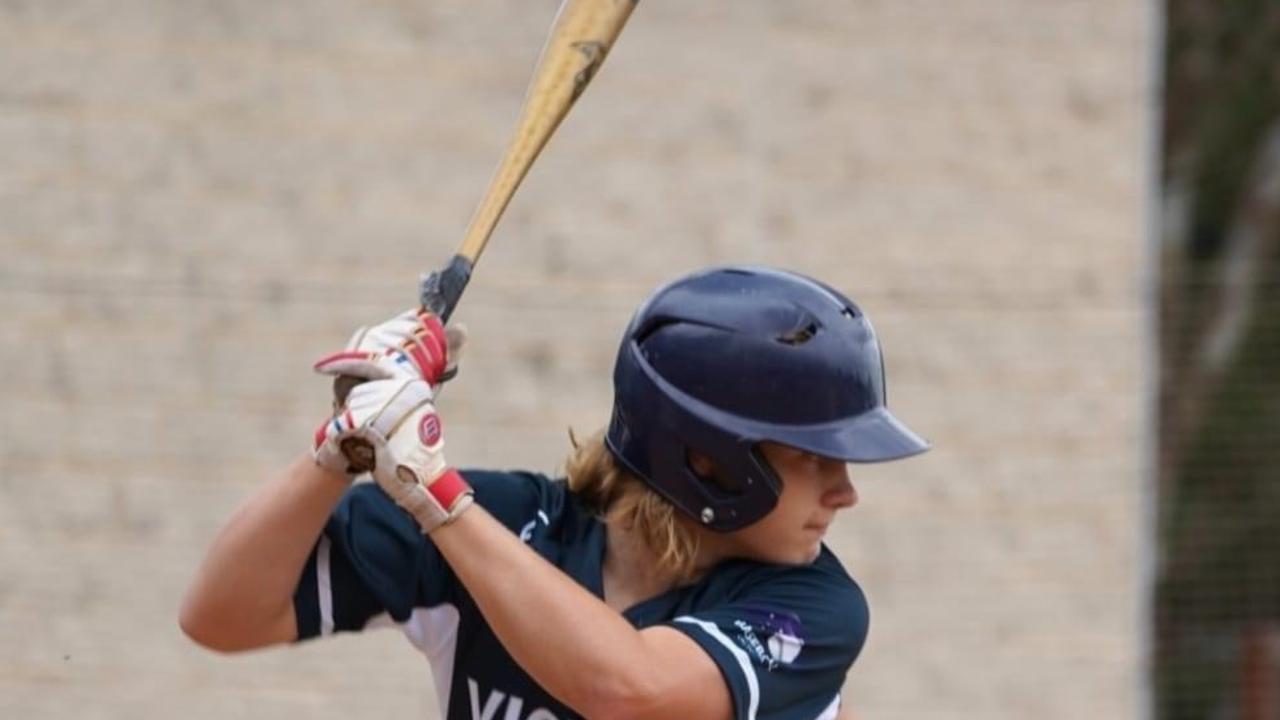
<box><xmin>335</xmin><ymin>0</ymin><xmax>639</xmax><ymax>405</ymax></box>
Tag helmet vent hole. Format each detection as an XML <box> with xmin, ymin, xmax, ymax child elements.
<box><xmin>687</xmin><ymin>450</ymin><xmax>744</xmax><ymax>494</ymax></box>
<box><xmin>776</xmin><ymin>323</ymin><xmax>818</xmax><ymax>346</ymax></box>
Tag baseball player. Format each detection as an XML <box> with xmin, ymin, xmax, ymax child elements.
<box><xmin>181</xmin><ymin>266</ymin><xmax>928</xmax><ymax>720</ymax></box>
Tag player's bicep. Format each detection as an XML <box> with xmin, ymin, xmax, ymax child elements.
<box><xmin>635</xmin><ymin>626</ymin><xmax>734</xmax><ymax>720</ymax></box>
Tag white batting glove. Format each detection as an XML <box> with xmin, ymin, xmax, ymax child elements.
<box><xmin>312</xmin><ymin>377</ymin><xmax>434</xmax><ymax>479</ymax></box>
<box><xmin>376</xmin><ymin>389</ymin><xmax>474</xmax><ymax>534</ymax></box>
<box><xmin>313</xmin><ymin>308</ymin><xmax>467</xmax><ymax>385</ymax></box>
<box><xmin>312</xmin><ymin>377</ymin><xmax>474</xmax><ymax>531</ymax></box>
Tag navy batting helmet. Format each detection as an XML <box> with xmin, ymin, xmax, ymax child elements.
<box><xmin>604</xmin><ymin>266</ymin><xmax>928</xmax><ymax>531</ymax></box>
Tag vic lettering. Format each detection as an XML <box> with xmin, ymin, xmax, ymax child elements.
<box><xmin>468</xmin><ymin>678</ymin><xmax>562</xmax><ymax>720</ymax></box>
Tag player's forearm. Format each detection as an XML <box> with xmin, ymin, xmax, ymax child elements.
<box><xmin>179</xmin><ymin>454</ymin><xmax>348</xmax><ymax>651</ymax></box>
<box><xmin>431</xmin><ymin>507</ymin><xmax>669</xmax><ymax>719</ymax></box>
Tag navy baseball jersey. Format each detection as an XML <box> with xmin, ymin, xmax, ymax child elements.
<box><xmin>293</xmin><ymin>470</ymin><xmax>869</xmax><ymax>720</ymax></box>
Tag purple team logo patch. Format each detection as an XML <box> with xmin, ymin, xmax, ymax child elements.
<box><xmin>732</xmin><ymin>605</ymin><xmax>806</xmax><ymax>670</ymax></box>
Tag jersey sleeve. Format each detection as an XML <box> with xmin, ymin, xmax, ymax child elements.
<box><xmin>293</xmin><ymin>483</ymin><xmax>449</xmax><ymax>640</ymax></box>
<box><xmin>293</xmin><ymin>470</ymin><xmax>560</xmax><ymax>641</ymax></box>
<box><xmin>666</xmin><ymin>554</ymin><xmax>868</xmax><ymax>720</ymax></box>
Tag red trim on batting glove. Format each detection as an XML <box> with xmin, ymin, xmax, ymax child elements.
<box><xmin>313</xmin><ymin>350</ymin><xmax>373</xmax><ymax>372</ymax></box>
<box><xmin>428</xmin><ymin>469</ymin><xmax>473</xmax><ymax>513</ymax></box>
<box><xmin>405</xmin><ymin>341</ymin><xmax>441</xmax><ymax>382</ymax></box>
<box><xmin>418</xmin><ymin>311</ymin><xmax>446</xmax><ymax>340</ymax></box>
<box><xmin>414</xmin><ymin>312</ymin><xmax>449</xmax><ymax>382</ymax></box>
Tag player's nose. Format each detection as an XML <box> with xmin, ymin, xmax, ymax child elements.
<box><xmin>820</xmin><ymin>463</ymin><xmax>857</xmax><ymax>510</ymax></box>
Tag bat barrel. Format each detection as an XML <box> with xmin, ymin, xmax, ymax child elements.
<box><xmin>457</xmin><ymin>0</ymin><xmax>639</xmax><ymax>264</ymax></box>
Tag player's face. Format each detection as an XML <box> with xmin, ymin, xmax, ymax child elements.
<box><xmin>724</xmin><ymin>442</ymin><xmax>858</xmax><ymax>565</ymax></box>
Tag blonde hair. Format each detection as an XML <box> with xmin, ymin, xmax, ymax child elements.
<box><xmin>564</xmin><ymin>430</ymin><xmax>702</xmax><ymax>584</ymax></box>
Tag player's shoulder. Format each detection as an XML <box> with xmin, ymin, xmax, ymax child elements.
<box><xmin>710</xmin><ymin>547</ymin><xmax>868</xmax><ymax>638</ymax></box>
<box><xmin>726</xmin><ymin>546</ymin><xmax>862</xmax><ymax>595</ymax></box>
<box><xmin>335</xmin><ymin>469</ymin><xmax>564</xmax><ymax>532</ymax></box>
<box><xmin>460</xmin><ymin>467</ymin><xmax>561</xmax><ymax>496</ymax></box>
<box><xmin>337</xmin><ymin>469</ymin><xmax>587</xmax><ymax>542</ymax></box>
<box><xmin>458</xmin><ymin>468</ymin><xmax>576</xmax><ymax>534</ymax></box>
<box><xmin>807</xmin><ymin>546</ymin><xmax>865</xmax><ymax>603</ymax></box>
<box><xmin>668</xmin><ymin>547</ymin><xmax>871</xmax><ymax>675</ymax></box>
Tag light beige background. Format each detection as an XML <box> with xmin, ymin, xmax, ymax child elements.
<box><xmin>0</xmin><ymin>1</ymin><xmax>1149</xmax><ymax>718</ymax></box>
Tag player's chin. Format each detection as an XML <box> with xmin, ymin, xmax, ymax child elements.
<box><xmin>761</xmin><ymin>541</ymin><xmax>823</xmax><ymax>567</ymax></box>
<box><xmin>799</xmin><ymin>542</ymin><xmax>823</xmax><ymax>564</ymax></box>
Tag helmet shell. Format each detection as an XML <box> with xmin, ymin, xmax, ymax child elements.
<box><xmin>605</xmin><ymin>266</ymin><xmax>928</xmax><ymax>531</ymax></box>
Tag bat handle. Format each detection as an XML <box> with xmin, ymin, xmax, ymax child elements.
<box><xmin>419</xmin><ymin>254</ymin><xmax>474</xmax><ymax>323</ymax></box>
<box><xmin>332</xmin><ymin>254</ymin><xmax>475</xmax><ymax>407</ymax></box>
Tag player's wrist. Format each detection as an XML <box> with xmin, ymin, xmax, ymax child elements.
<box><xmin>311</xmin><ymin>454</ymin><xmax>360</xmax><ymax>486</ymax></box>
<box><xmin>425</xmin><ymin>468</ymin><xmax>474</xmax><ymax>517</ymax></box>
<box><xmin>387</xmin><ymin>465</ymin><xmax>475</xmax><ymax>533</ymax></box>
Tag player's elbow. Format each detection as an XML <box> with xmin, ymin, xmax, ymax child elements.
<box><xmin>178</xmin><ymin>591</ymin><xmax>288</xmax><ymax>654</ymax></box>
<box><xmin>179</xmin><ymin>596</ymin><xmax>240</xmax><ymax>653</ymax></box>
<box><xmin>179</xmin><ymin>599</ymin><xmax>229</xmax><ymax>652</ymax></box>
<box><xmin>180</xmin><ymin>624</ymin><xmax>237</xmax><ymax>654</ymax></box>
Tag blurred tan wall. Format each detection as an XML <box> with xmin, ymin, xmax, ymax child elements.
<box><xmin>0</xmin><ymin>1</ymin><xmax>1149</xmax><ymax>718</ymax></box>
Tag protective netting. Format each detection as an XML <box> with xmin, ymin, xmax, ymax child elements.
<box><xmin>1157</xmin><ymin>1</ymin><xmax>1280</xmax><ymax>718</ymax></box>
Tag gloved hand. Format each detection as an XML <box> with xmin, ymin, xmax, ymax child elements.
<box><xmin>313</xmin><ymin>309</ymin><xmax>467</xmax><ymax>385</ymax></box>
<box><xmin>312</xmin><ymin>376</ymin><xmax>427</xmax><ymax>479</ymax></box>
<box><xmin>312</xmin><ymin>377</ymin><xmax>473</xmax><ymax>532</ymax></box>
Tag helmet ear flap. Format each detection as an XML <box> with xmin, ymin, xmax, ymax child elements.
<box><xmin>685</xmin><ymin>446</ymin><xmax>785</xmax><ymax>500</ymax></box>
<box><xmin>685</xmin><ymin>448</ymin><xmax>744</xmax><ymax>495</ymax></box>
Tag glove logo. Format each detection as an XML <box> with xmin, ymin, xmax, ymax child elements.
<box><xmin>418</xmin><ymin>412</ymin><xmax>443</xmax><ymax>447</ymax></box>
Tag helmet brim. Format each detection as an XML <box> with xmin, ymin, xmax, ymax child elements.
<box><xmin>764</xmin><ymin>406</ymin><xmax>930</xmax><ymax>463</ymax></box>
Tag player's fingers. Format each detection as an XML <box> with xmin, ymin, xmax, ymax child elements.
<box><xmin>445</xmin><ymin>324</ymin><xmax>468</xmax><ymax>371</ymax></box>
<box><xmin>313</xmin><ymin>351</ymin><xmax>394</xmax><ymax>380</ymax></box>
